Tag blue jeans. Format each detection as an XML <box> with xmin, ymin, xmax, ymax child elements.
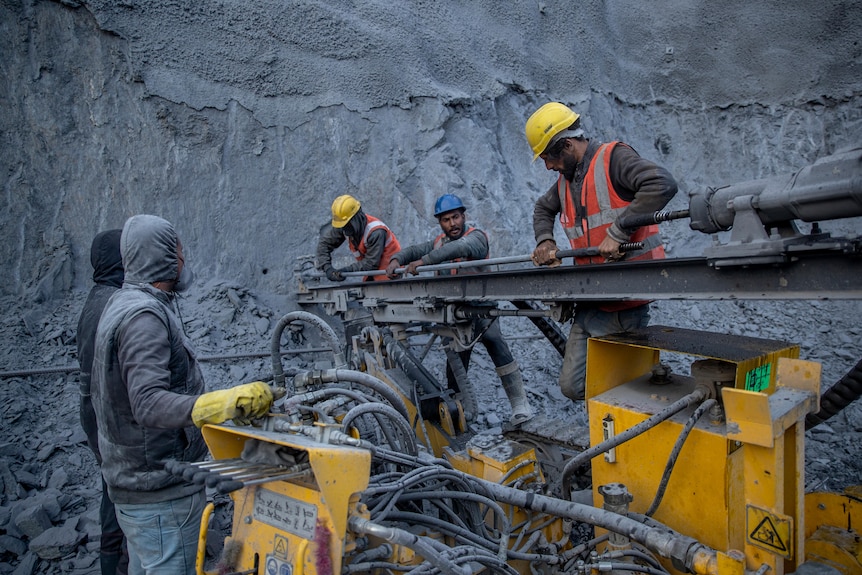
<box><xmin>115</xmin><ymin>490</ymin><xmax>205</xmax><ymax>575</ymax></box>
<box><xmin>559</xmin><ymin>304</ymin><xmax>651</xmax><ymax>400</ymax></box>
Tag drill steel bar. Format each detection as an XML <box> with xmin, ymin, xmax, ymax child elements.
<box><xmin>314</xmin><ymin>242</ymin><xmax>644</xmax><ymax>278</ymax></box>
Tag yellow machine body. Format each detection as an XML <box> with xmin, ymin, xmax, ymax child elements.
<box><xmin>587</xmin><ymin>326</ymin><xmax>821</xmax><ymax>575</ymax></box>
<box><xmin>189</xmin><ymin>322</ymin><xmax>860</xmax><ymax>575</ymax></box>
<box><xmin>803</xmin><ymin>487</ymin><xmax>862</xmax><ymax>574</ymax></box>
<box><xmin>200</xmin><ymin>425</ymin><xmax>371</xmax><ymax>575</ymax></box>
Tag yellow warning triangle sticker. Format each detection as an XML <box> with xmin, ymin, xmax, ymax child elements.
<box><xmin>750</xmin><ymin>516</ymin><xmax>787</xmax><ymax>552</ymax></box>
<box><xmin>746</xmin><ymin>505</ymin><xmax>793</xmax><ymax>559</ymax></box>
<box><xmin>274</xmin><ymin>534</ymin><xmax>289</xmax><ymax>559</ymax></box>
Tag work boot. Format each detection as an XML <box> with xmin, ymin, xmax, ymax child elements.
<box><xmin>497</xmin><ymin>362</ymin><xmax>534</xmax><ymax>425</ymax></box>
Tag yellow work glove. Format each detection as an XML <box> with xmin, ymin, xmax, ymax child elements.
<box><xmin>191</xmin><ymin>381</ymin><xmax>274</xmax><ymax>428</ymax></box>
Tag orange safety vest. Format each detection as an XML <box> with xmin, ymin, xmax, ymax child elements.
<box><xmin>348</xmin><ymin>215</ymin><xmax>401</xmax><ymax>282</ymax></box>
<box><xmin>557</xmin><ymin>141</ymin><xmax>665</xmax><ymax>310</ymax></box>
<box><xmin>432</xmin><ymin>227</ymin><xmax>490</xmax><ymax>275</ymax></box>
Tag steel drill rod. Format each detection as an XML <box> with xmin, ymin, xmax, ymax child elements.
<box><xmin>317</xmin><ymin>242</ymin><xmax>644</xmax><ymax>278</ymax></box>
<box><xmin>231</xmin><ymin>469</ymin><xmax>311</xmax><ymax>485</ymax></box>
<box><xmin>216</xmin><ymin>469</ymin><xmax>314</xmax><ymax>494</ymax></box>
<box><xmin>212</xmin><ymin>465</ymin><xmax>291</xmax><ymax>478</ymax></box>
<box><xmin>617</xmin><ymin>209</ymin><xmax>690</xmax><ymax>229</ymax></box>
<box><xmin>224</xmin><ymin>463</ymin><xmax>309</xmax><ymax>480</ymax></box>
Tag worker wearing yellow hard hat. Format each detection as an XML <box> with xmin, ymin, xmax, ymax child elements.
<box><xmin>526</xmin><ymin>102</ymin><xmax>679</xmax><ymax>401</ymax></box>
<box><xmin>315</xmin><ymin>194</ymin><xmax>401</xmax><ymax>282</ymax></box>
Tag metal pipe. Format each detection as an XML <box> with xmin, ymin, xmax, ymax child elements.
<box><xmin>311</xmin><ymin>243</ymin><xmax>644</xmax><ymax>279</ymax></box>
<box><xmin>456</xmin><ymin>306</ymin><xmax>549</xmax><ymax>319</ymax></box>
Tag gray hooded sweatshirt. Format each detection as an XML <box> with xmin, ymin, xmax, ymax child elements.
<box><xmin>92</xmin><ymin>215</ymin><xmax>207</xmax><ymax>505</ymax></box>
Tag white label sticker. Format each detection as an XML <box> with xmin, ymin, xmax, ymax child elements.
<box><xmin>254</xmin><ymin>488</ymin><xmax>318</xmax><ymax>539</ymax></box>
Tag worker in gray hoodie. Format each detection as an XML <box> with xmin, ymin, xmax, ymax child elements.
<box><xmin>91</xmin><ymin>214</ymin><xmax>273</xmax><ymax>575</ymax></box>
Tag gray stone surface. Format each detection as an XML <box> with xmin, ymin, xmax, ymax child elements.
<box><xmin>1</xmin><ymin>1</ymin><xmax>860</xmax><ymax>298</ymax></box>
<box><xmin>13</xmin><ymin>505</ymin><xmax>52</xmax><ymax>540</ymax></box>
<box><xmin>28</xmin><ymin>520</ymin><xmax>85</xmax><ymax>560</ymax></box>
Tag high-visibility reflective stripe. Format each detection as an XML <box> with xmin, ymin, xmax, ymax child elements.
<box><xmin>554</xmin><ymin>141</ymin><xmax>666</xmax><ymax>265</ymax></box>
<box><xmin>348</xmin><ymin>216</ymin><xmax>401</xmax><ymax>281</ymax></box>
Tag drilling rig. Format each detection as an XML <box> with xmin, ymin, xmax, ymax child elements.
<box><xmin>177</xmin><ymin>148</ymin><xmax>862</xmax><ymax>575</ymax></box>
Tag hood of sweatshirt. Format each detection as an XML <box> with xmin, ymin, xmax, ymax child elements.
<box><xmin>90</xmin><ymin>229</ymin><xmax>124</xmax><ymax>288</ymax></box>
<box><xmin>120</xmin><ymin>215</ymin><xmax>181</xmax><ymax>287</ymax></box>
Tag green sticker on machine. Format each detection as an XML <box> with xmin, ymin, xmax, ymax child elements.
<box><xmin>745</xmin><ymin>363</ymin><xmax>772</xmax><ymax>392</ymax></box>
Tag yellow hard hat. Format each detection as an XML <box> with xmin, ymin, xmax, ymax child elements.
<box><xmin>525</xmin><ymin>102</ymin><xmax>580</xmax><ymax>161</ymax></box>
<box><xmin>331</xmin><ymin>194</ymin><xmax>361</xmax><ymax>228</ymax></box>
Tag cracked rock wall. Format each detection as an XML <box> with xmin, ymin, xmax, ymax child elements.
<box><xmin>2</xmin><ymin>0</ymin><xmax>861</xmax><ymax>298</ymax></box>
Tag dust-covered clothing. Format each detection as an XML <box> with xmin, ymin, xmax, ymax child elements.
<box><xmin>316</xmin><ymin>213</ymin><xmax>400</xmax><ymax>280</ymax></box>
<box><xmin>76</xmin><ymin>228</ymin><xmax>129</xmax><ymax>575</ymax></box>
<box><xmin>393</xmin><ymin>225</ymin><xmax>515</xmax><ymax>387</ymax></box>
<box><xmin>532</xmin><ymin>139</ymin><xmax>678</xmax><ymax>401</ymax></box>
<box><xmin>392</xmin><ymin>226</ymin><xmax>489</xmax><ymax>273</ymax></box>
<box><xmin>533</xmin><ymin>139</ymin><xmax>677</xmax><ymax>246</ymax></box>
<box><xmin>92</xmin><ymin>215</ymin><xmax>207</xmax><ymax>507</ymax></box>
<box><xmin>78</xmin><ymin>229</ymin><xmax>124</xmax><ymax>462</ymax></box>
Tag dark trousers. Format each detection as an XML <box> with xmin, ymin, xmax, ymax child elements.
<box><xmin>99</xmin><ymin>475</ymin><xmax>129</xmax><ymax>574</ymax></box>
<box><xmin>82</xmin><ymin>390</ymin><xmax>128</xmax><ymax>575</ymax></box>
<box><xmin>445</xmin><ymin>317</ymin><xmax>515</xmax><ymax>387</ymax></box>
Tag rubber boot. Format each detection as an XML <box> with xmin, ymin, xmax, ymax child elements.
<box><xmin>497</xmin><ymin>362</ymin><xmax>534</xmax><ymax>425</ymax></box>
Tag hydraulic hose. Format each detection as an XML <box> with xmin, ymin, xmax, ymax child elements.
<box><xmin>645</xmin><ymin>398</ymin><xmax>717</xmax><ymax>517</ymax></box>
<box><xmin>291</xmin><ymin>368</ymin><xmax>409</xmax><ymax>422</ymax></box>
<box><xmin>561</xmin><ymin>387</ymin><xmax>710</xmax><ymax>496</ymax></box>
<box><xmin>388</xmin><ymin>490</ymin><xmax>511</xmax><ymax>560</ymax></box>
<box><xmin>510</xmin><ymin>300</ymin><xmax>567</xmax><ymax>356</ymax></box>
<box><xmin>473</xmin><ymin>477</ymin><xmax>719</xmax><ymax>575</ymax></box>
<box><xmin>348</xmin><ymin>516</ymin><xmax>471</xmax><ymax>575</ymax></box>
<box><xmin>444</xmin><ymin>346</ymin><xmax>477</xmax><ymax>421</ymax></box>
<box><xmin>341</xmin><ymin>402</ymin><xmax>418</xmax><ymax>456</ymax></box>
<box><xmin>382</xmin><ymin>330</ymin><xmax>442</xmax><ymax>396</ymax></box>
<box><xmin>806</xmin><ymin>356</ymin><xmax>862</xmax><ymax>429</ymax></box>
<box><xmin>271</xmin><ymin>311</ymin><xmax>345</xmax><ymax>388</ymax></box>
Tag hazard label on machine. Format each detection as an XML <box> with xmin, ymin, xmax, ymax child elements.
<box><xmin>746</xmin><ymin>505</ymin><xmax>793</xmax><ymax>559</ymax></box>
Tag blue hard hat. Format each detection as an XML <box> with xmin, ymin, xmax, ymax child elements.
<box><xmin>434</xmin><ymin>194</ymin><xmax>466</xmax><ymax>217</ymax></box>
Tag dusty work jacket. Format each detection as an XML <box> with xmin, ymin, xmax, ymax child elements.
<box><xmin>92</xmin><ymin>215</ymin><xmax>207</xmax><ymax>505</ymax></box>
<box><xmin>392</xmin><ymin>225</ymin><xmax>490</xmax><ymax>275</ymax></box>
<box><xmin>533</xmin><ymin>140</ymin><xmax>677</xmax><ymax>311</ymax></box>
<box><xmin>316</xmin><ymin>214</ymin><xmax>401</xmax><ymax>281</ymax></box>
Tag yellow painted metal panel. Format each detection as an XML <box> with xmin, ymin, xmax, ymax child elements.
<box><xmin>589</xmin><ymin>386</ymin><xmax>734</xmax><ymax>553</ymax></box>
<box><xmin>723</xmin><ymin>388</ymin><xmax>775</xmax><ymax>447</ymax></box>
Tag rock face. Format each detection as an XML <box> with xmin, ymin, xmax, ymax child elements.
<box><xmin>1</xmin><ymin>1</ymin><xmax>861</xmax><ymax>297</ymax></box>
